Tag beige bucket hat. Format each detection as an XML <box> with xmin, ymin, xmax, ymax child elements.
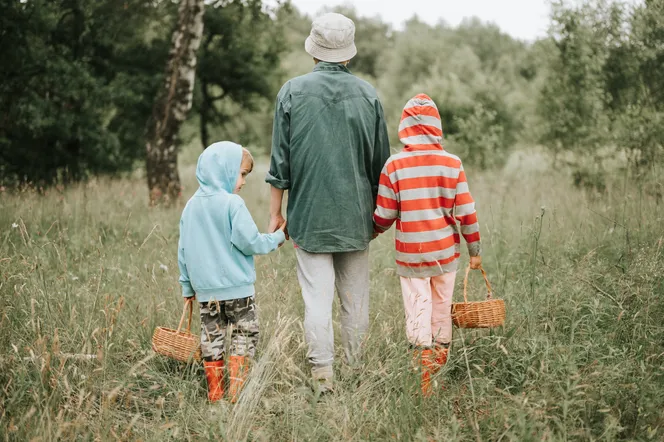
<box><xmin>304</xmin><ymin>13</ymin><xmax>357</xmax><ymax>63</ymax></box>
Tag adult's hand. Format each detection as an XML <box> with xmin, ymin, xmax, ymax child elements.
<box><xmin>269</xmin><ymin>213</ymin><xmax>289</xmax><ymax>240</ymax></box>
<box><xmin>268</xmin><ymin>186</ymin><xmax>288</xmax><ymax>240</ymax></box>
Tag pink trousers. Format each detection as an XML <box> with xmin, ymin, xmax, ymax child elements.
<box><xmin>400</xmin><ymin>273</ymin><xmax>456</xmax><ymax>347</ymax></box>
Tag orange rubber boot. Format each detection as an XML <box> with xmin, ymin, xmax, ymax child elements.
<box><xmin>204</xmin><ymin>360</ymin><xmax>225</xmax><ymax>402</ymax></box>
<box><xmin>433</xmin><ymin>345</ymin><xmax>449</xmax><ymax>390</ymax></box>
<box><xmin>228</xmin><ymin>356</ymin><xmax>249</xmax><ymax>404</ymax></box>
<box><xmin>419</xmin><ymin>349</ymin><xmax>436</xmax><ymax>397</ymax></box>
<box><xmin>434</xmin><ymin>346</ymin><xmax>449</xmax><ymax>366</ymax></box>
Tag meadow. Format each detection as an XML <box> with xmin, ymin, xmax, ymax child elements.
<box><xmin>1</xmin><ymin>148</ymin><xmax>662</xmax><ymax>441</ymax></box>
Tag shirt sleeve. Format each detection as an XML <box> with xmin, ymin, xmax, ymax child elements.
<box><xmin>266</xmin><ymin>88</ymin><xmax>291</xmax><ymax>189</ymax></box>
<box><xmin>177</xmin><ymin>218</ymin><xmax>195</xmax><ymax>298</ymax></box>
<box><xmin>372</xmin><ymin>99</ymin><xmax>391</xmax><ymax>203</ymax></box>
<box><xmin>373</xmin><ymin>161</ymin><xmax>398</xmax><ymax>234</ymax></box>
<box><xmin>454</xmin><ymin>163</ymin><xmax>481</xmax><ymax>257</ymax></box>
<box><xmin>230</xmin><ymin>197</ymin><xmax>285</xmax><ymax>256</ymax></box>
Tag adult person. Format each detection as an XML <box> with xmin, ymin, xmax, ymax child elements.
<box><xmin>266</xmin><ymin>12</ymin><xmax>391</xmax><ymax>393</ymax></box>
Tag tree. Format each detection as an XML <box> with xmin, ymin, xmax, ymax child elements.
<box><xmin>196</xmin><ymin>0</ymin><xmax>286</xmax><ymax>149</ymax></box>
<box><xmin>618</xmin><ymin>0</ymin><xmax>664</xmax><ymax>169</ymax></box>
<box><xmin>326</xmin><ymin>6</ymin><xmax>392</xmax><ymax>79</ymax></box>
<box><xmin>537</xmin><ymin>0</ymin><xmax>664</xmax><ymax>175</ymax></box>
<box><xmin>453</xmin><ymin>104</ymin><xmax>505</xmax><ymax>169</ymax></box>
<box><xmin>376</xmin><ymin>17</ymin><xmax>537</xmax><ymax>168</ymax></box>
<box><xmin>146</xmin><ymin>0</ymin><xmax>205</xmax><ymax>205</ymax></box>
<box><xmin>537</xmin><ymin>2</ymin><xmax>612</xmax><ymax>156</ymax></box>
<box><xmin>0</xmin><ymin>0</ymin><xmax>172</xmax><ymax>186</ymax></box>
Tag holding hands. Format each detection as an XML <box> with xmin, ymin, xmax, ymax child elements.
<box><xmin>269</xmin><ymin>214</ymin><xmax>288</xmax><ymax>236</ymax></box>
<box><xmin>277</xmin><ymin>218</ymin><xmax>288</xmax><ymax>246</ymax></box>
<box><xmin>269</xmin><ymin>213</ymin><xmax>288</xmax><ymax>247</ymax></box>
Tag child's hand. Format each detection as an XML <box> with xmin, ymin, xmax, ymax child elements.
<box><xmin>372</xmin><ymin>222</ymin><xmax>381</xmax><ymax>240</ymax></box>
<box><xmin>185</xmin><ymin>295</ymin><xmax>196</xmax><ymax>302</ymax></box>
<box><xmin>278</xmin><ymin>220</ymin><xmax>288</xmax><ymax>247</ymax></box>
<box><xmin>469</xmin><ymin>256</ymin><xmax>482</xmax><ymax>270</ymax></box>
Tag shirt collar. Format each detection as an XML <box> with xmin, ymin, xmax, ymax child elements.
<box><xmin>313</xmin><ymin>62</ymin><xmax>351</xmax><ymax>73</ymax></box>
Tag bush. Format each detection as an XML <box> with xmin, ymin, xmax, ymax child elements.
<box><xmin>452</xmin><ymin>104</ymin><xmax>506</xmax><ymax>169</ymax></box>
<box><xmin>538</xmin><ymin>0</ymin><xmax>664</xmax><ymax>176</ymax></box>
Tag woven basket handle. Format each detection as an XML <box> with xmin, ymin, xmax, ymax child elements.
<box><xmin>463</xmin><ymin>265</ymin><xmax>493</xmax><ymax>302</ymax></box>
<box><xmin>176</xmin><ymin>298</ymin><xmax>194</xmax><ymax>333</ymax></box>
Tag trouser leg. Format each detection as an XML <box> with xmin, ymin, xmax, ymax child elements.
<box><xmin>430</xmin><ymin>272</ymin><xmax>456</xmax><ymax>346</ymax></box>
<box><xmin>200</xmin><ymin>301</ymin><xmax>227</xmax><ymax>362</ymax></box>
<box><xmin>333</xmin><ymin>248</ymin><xmax>370</xmax><ymax>366</ymax></box>
<box><xmin>399</xmin><ymin>277</ymin><xmax>433</xmax><ymax>348</ymax></box>
<box><xmin>296</xmin><ymin>248</ymin><xmax>336</xmax><ymax>371</ymax></box>
<box><xmin>226</xmin><ymin>296</ymin><xmax>259</xmax><ymax>358</ymax></box>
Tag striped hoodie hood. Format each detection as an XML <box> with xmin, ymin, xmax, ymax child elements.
<box><xmin>398</xmin><ymin>94</ymin><xmax>444</xmax><ymax>150</ymax></box>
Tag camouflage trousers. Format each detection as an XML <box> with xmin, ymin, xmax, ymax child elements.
<box><xmin>199</xmin><ymin>297</ymin><xmax>259</xmax><ymax>362</ymax></box>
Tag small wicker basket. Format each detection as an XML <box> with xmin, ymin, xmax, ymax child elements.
<box><xmin>452</xmin><ymin>266</ymin><xmax>505</xmax><ymax>329</ymax></box>
<box><xmin>152</xmin><ymin>299</ymin><xmax>201</xmax><ymax>362</ymax></box>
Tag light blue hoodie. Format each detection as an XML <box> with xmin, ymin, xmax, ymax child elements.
<box><xmin>178</xmin><ymin>142</ymin><xmax>285</xmax><ymax>302</ymax></box>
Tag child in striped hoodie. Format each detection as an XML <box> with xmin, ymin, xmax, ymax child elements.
<box><xmin>373</xmin><ymin>94</ymin><xmax>482</xmax><ymax>396</ymax></box>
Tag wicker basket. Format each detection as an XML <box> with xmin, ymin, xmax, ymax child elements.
<box><xmin>452</xmin><ymin>266</ymin><xmax>505</xmax><ymax>329</ymax></box>
<box><xmin>152</xmin><ymin>299</ymin><xmax>201</xmax><ymax>362</ymax></box>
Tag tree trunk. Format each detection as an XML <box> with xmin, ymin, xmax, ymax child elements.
<box><xmin>146</xmin><ymin>0</ymin><xmax>205</xmax><ymax>206</ymax></box>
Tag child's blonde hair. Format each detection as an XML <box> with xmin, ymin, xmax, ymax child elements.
<box><xmin>241</xmin><ymin>147</ymin><xmax>254</xmax><ymax>173</ymax></box>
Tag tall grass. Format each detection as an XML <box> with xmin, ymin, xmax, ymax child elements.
<box><xmin>1</xmin><ymin>155</ymin><xmax>662</xmax><ymax>441</ymax></box>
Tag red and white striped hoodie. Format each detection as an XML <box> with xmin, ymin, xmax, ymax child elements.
<box><xmin>373</xmin><ymin>94</ymin><xmax>481</xmax><ymax>277</ymax></box>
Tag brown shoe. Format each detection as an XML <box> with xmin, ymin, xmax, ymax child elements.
<box><xmin>311</xmin><ymin>366</ymin><xmax>334</xmax><ymax>395</ymax></box>
<box><xmin>227</xmin><ymin>356</ymin><xmax>249</xmax><ymax>404</ymax></box>
<box><xmin>203</xmin><ymin>360</ymin><xmax>225</xmax><ymax>402</ymax></box>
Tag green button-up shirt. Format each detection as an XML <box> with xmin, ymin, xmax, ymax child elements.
<box><xmin>267</xmin><ymin>62</ymin><xmax>391</xmax><ymax>253</ymax></box>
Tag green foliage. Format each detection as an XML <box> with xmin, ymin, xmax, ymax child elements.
<box><xmin>538</xmin><ymin>0</ymin><xmax>664</xmax><ymax>174</ymax></box>
<box><xmin>452</xmin><ymin>104</ymin><xmax>505</xmax><ymax>169</ymax></box>
<box><xmin>538</xmin><ymin>2</ymin><xmax>614</xmax><ymax>154</ymax></box>
<box><xmin>0</xmin><ymin>0</ymin><xmax>287</xmax><ymax>183</ymax></box>
<box><xmin>3</xmin><ymin>0</ymin><xmax>662</xmax><ymax>183</ymax></box>
<box><xmin>196</xmin><ymin>0</ymin><xmax>288</xmax><ymax>149</ymax></box>
<box><xmin>0</xmin><ymin>0</ymin><xmax>173</xmax><ymax>185</ymax></box>
<box><xmin>325</xmin><ymin>6</ymin><xmax>392</xmax><ymax>79</ymax></box>
<box><xmin>377</xmin><ymin>18</ymin><xmax>539</xmax><ymax>168</ymax></box>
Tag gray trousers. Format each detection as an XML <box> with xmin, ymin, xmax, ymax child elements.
<box><xmin>295</xmin><ymin>247</ymin><xmax>370</xmax><ymax>376</ymax></box>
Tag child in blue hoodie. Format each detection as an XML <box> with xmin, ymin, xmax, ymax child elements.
<box><xmin>178</xmin><ymin>141</ymin><xmax>286</xmax><ymax>403</ymax></box>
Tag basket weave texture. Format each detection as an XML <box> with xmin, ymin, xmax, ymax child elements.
<box><xmin>452</xmin><ymin>266</ymin><xmax>505</xmax><ymax>329</ymax></box>
<box><xmin>152</xmin><ymin>299</ymin><xmax>201</xmax><ymax>362</ymax></box>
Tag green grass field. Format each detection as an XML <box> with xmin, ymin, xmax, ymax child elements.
<box><xmin>1</xmin><ymin>151</ymin><xmax>663</xmax><ymax>441</ymax></box>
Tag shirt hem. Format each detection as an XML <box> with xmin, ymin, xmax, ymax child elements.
<box><xmin>195</xmin><ymin>284</ymin><xmax>255</xmax><ymax>303</ymax></box>
<box><xmin>294</xmin><ymin>241</ymin><xmax>370</xmax><ymax>254</ymax></box>
<box><xmin>396</xmin><ymin>260</ymin><xmax>459</xmax><ymax>278</ymax></box>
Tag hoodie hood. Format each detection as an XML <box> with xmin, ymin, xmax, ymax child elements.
<box><xmin>398</xmin><ymin>94</ymin><xmax>444</xmax><ymax>151</ymax></box>
<box><xmin>195</xmin><ymin>141</ymin><xmax>243</xmax><ymax>195</ymax></box>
